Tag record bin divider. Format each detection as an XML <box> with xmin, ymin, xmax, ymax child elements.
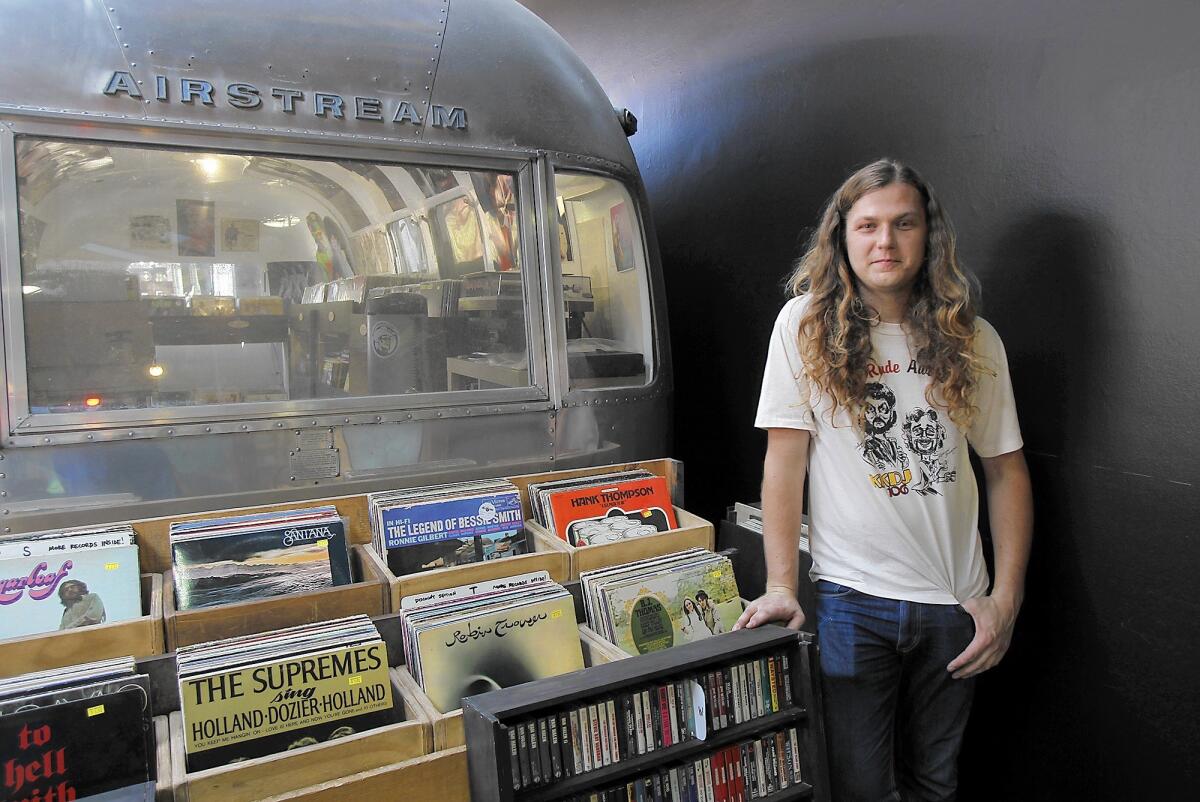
<box><xmin>162</xmin><ymin>545</ymin><xmax>389</xmax><ymax>651</ymax></box>
<box><xmin>154</xmin><ymin>714</ymin><xmax>173</xmax><ymax>802</ymax></box>
<box><xmin>0</xmin><ymin>572</ymin><xmax>165</xmax><ymax>679</ymax></box>
<box><xmin>356</xmin><ymin>524</ymin><xmax>570</xmax><ymax>613</ymax></box>
<box><xmin>257</xmin><ymin>746</ymin><xmax>469</xmax><ymax>802</ymax></box>
<box><xmin>391</xmin><ymin>628</ymin><xmax>630</xmax><ymax>752</ymax></box>
<box><xmin>462</xmin><ymin>625</ymin><xmax>831</xmax><ymax>802</ymax></box>
<box><xmin>163</xmin><ymin>609</ymin><xmax>436</xmax><ymax>802</ymax></box>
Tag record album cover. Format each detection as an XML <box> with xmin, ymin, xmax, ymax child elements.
<box><xmin>0</xmin><ymin>687</ymin><xmax>154</xmax><ymax>802</ymax></box>
<box><xmin>605</xmin><ymin>559</ymin><xmax>741</xmax><ymax>655</ymax></box>
<box><xmin>179</xmin><ymin>640</ymin><xmax>393</xmax><ymax>771</ymax></box>
<box><xmin>171</xmin><ymin>517</ymin><xmax>351</xmax><ymax>611</ymax></box>
<box><xmin>0</xmin><ymin>545</ymin><xmax>142</xmax><ymax>639</ymax></box>
<box><xmin>545</xmin><ymin>476</ymin><xmax>677</xmax><ymax>546</ymax></box>
<box><xmin>378</xmin><ymin>490</ymin><xmax>525</xmax><ymax>576</ymax></box>
<box><xmin>416</xmin><ymin>596</ymin><xmax>584</xmax><ymax>713</ymax></box>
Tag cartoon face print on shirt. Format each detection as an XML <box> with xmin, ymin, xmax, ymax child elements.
<box><xmin>901</xmin><ymin>407</ymin><xmax>958</xmax><ymax>495</ymax></box>
<box><xmin>859</xmin><ymin>383</ymin><xmax>910</xmax><ymax>472</ymax></box>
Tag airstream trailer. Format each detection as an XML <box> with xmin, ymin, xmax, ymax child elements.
<box><xmin>0</xmin><ymin>0</ymin><xmax>672</xmax><ymax>535</ymax></box>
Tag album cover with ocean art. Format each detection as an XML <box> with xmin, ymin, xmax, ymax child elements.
<box><xmin>171</xmin><ymin>510</ymin><xmax>351</xmax><ymax>611</ymax></box>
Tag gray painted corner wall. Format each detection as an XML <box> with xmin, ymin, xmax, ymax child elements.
<box><xmin>522</xmin><ymin>0</ymin><xmax>1200</xmax><ymax>797</ymax></box>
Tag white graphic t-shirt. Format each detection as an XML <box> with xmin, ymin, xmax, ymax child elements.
<box><xmin>755</xmin><ymin>296</ymin><xmax>1023</xmax><ymax>604</ymax></box>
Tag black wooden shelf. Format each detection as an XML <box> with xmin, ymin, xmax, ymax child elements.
<box><xmin>463</xmin><ymin>626</ymin><xmax>831</xmax><ymax>802</ymax></box>
<box><xmin>764</xmin><ymin>782</ymin><xmax>814</xmax><ymax>801</ymax></box>
<box><xmin>520</xmin><ymin>707</ymin><xmax>808</xmax><ymax>802</ymax></box>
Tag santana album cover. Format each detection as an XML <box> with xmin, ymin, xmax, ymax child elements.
<box><xmin>172</xmin><ymin>517</ymin><xmax>351</xmax><ymax>611</ymax></box>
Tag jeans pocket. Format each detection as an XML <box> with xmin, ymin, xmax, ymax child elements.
<box><xmin>815</xmin><ymin>580</ymin><xmax>857</xmax><ymax>598</ymax></box>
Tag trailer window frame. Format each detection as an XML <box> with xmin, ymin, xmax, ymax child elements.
<box><xmin>0</xmin><ymin>118</ymin><xmax>553</xmax><ymax>446</ymax></box>
<box><xmin>543</xmin><ymin>161</ymin><xmax>665</xmax><ymax>404</ymax></box>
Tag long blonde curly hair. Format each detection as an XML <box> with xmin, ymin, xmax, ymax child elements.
<box><xmin>787</xmin><ymin>159</ymin><xmax>989</xmax><ymax>430</ymax></box>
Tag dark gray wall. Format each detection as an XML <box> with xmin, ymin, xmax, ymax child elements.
<box><xmin>523</xmin><ymin>1</ymin><xmax>1199</xmax><ymax>798</ymax></box>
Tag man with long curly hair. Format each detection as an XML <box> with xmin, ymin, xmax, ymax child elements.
<box><xmin>736</xmin><ymin>160</ymin><xmax>1033</xmax><ymax>801</ymax></box>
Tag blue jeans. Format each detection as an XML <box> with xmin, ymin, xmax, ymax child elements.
<box><xmin>816</xmin><ymin>580</ymin><xmax>976</xmax><ymax>802</ymax></box>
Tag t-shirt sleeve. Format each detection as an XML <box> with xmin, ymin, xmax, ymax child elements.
<box><xmin>966</xmin><ymin>319</ymin><xmax>1024</xmax><ymax>457</ymax></box>
<box><xmin>755</xmin><ymin>298</ymin><xmax>817</xmax><ymax>431</ymax></box>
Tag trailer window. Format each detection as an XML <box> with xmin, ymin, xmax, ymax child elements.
<box><xmin>551</xmin><ymin>172</ymin><xmax>653</xmax><ymax>390</ymax></box>
<box><xmin>13</xmin><ymin>137</ymin><xmax>535</xmax><ymax>418</ymax></box>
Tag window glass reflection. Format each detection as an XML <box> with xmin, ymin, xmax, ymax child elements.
<box><xmin>552</xmin><ymin>172</ymin><xmax>653</xmax><ymax>390</ymax></box>
<box><xmin>15</xmin><ymin>137</ymin><xmax>531</xmax><ymax>414</ymax></box>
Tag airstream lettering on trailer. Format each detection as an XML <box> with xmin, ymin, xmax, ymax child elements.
<box><xmin>0</xmin><ymin>0</ymin><xmax>672</xmax><ymax>535</ymax></box>
<box><xmin>102</xmin><ymin>71</ymin><xmax>469</xmax><ymax>128</ymax></box>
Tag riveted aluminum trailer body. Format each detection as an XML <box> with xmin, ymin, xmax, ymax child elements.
<box><xmin>0</xmin><ymin>0</ymin><xmax>671</xmax><ymax>534</ymax></box>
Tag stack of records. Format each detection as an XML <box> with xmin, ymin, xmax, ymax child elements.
<box><xmin>0</xmin><ymin>525</ymin><xmax>142</xmax><ymax>638</ymax></box>
<box><xmin>177</xmin><ymin>616</ymin><xmax>394</xmax><ymax>771</ymax></box>
<box><xmin>581</xmin><ymin>549</ymin><xmax>742</xmax><ymax>655</ymax></box>
<box><xmin>300</xmin><ymin>283</ymin><xmax>326</xmax><ymax>304</ymax></box>
<box><xmin>368</xmin><ymin>480</ymin><xmax>527</xmax><ymax>577</ymax></box>
<box><xmin>528</xmin><ymin>470</ymin><xmax>678</xmax><ymax>546</ymax></box>
<box><xmin>0</xmin><ymin>656</ymin><xmax>155</xmax><ymax>801</ymax></box>
<box><xmin>398</xmin><ymin>571</ymin><xmax>584</xmax><ymax>713</ymax></box>
<box><xmin>393</xmin><ymin>280</ymin><xmax>461</xmax><ymax>318</ymax></box>
<box><xmin>169</xmin><ymin>506</ymin><xmax>353</xmax><ymax>611</ymax></box>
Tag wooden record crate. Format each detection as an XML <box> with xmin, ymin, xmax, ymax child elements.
<box><xmin>0</xmin><ymin>573</ymin><xmax>165</xmax><ymax>679</ymax></box>
<box><xmin>358</xmin><ymin>527</ymin><xmax>570</xmax><ymax>614</ymax></box>
<box><xmin>393</xmin><ymin>627</ymin><xmax>630</xmax><ymax>752</ymax></box>
<box><xmin>526</xmin><ymin>506</ymin><xmax>715</xmax><ymax>580</ymax></box>
<box><xmin>256</xmin><ymin>746</ymin><xmax>469</xmax><ymax>802</ymax></box>
<box><xmin>167</xmin><ymin>671</ymin><xmax>432</xmax><ymax>802</ymax></box>
<box><xmin>154</xmin><ymin>714</ymin><xmax>174</xmax><ymax>802</ymax></box>
<box><xmin>582</xmin><ymin>598</ymin><xmax>753</xmax><ymax>659</ymax></box>
<box><xmin>162</xmin><ymin>545</ymin><xmax>389</xmax><ymax>651</ymax></box>
<box><xmin>131</xmin><ymin>495</ymin><xmax>389</xmax><ymax>651</ymax></box>
<box><xmin>509</xmin><ymin>458</ymin><xmax>715</xmax><ymax>579</ymax></box>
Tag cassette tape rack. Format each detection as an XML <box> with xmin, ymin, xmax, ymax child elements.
<box><xmin>463</xmin><ymin>625</ymin><xmax>830</xmax><ymax>802</ymax></box>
